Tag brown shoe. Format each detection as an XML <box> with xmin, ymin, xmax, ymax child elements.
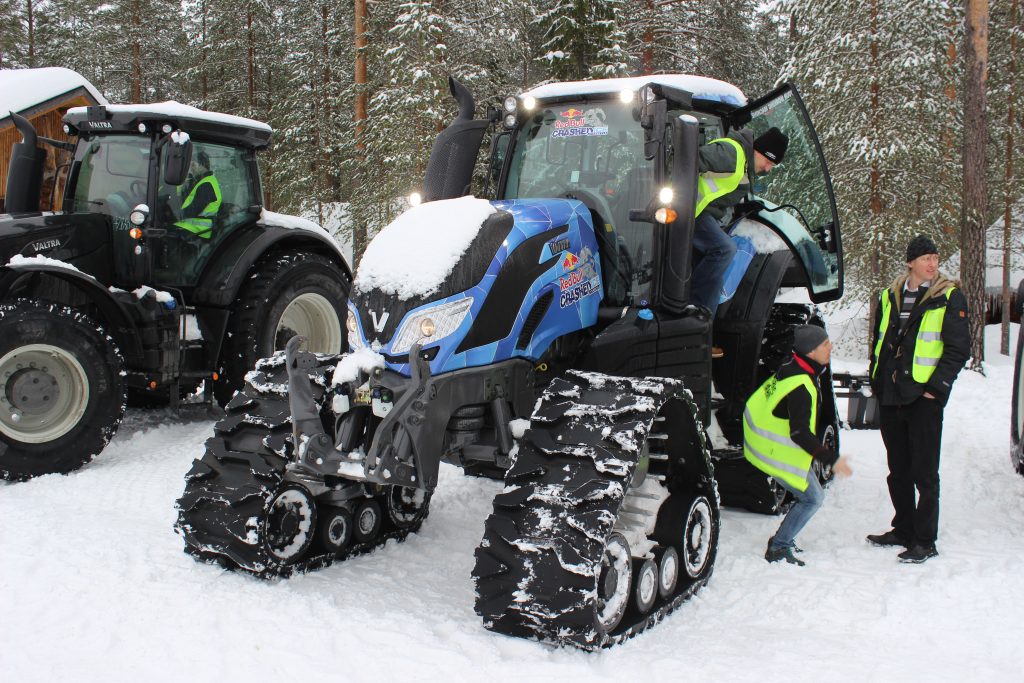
<box><xmin>711</xmin><ymin>346</ymin><xmax>724</xmax><ymax>359</ymax></box>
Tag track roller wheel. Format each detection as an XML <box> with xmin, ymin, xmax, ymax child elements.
<box><xmin>594</xmin><ymin>533</ymin><xmax>632</xmax><ymax>634</ymax></box>
<box><xmin>682</xmin><ymin>495</ymin><xmax>715</xmax><ymax>579</ymax></box>
<box><xmin>354</xmin><ymin>499</ymin><xmax>383</xmax><ymax>542</ymax></box>
<box><xmin>264</xmin><ymin>485</ymin><xmax>318</xmax><ymax>565</ymax></box>
<box><xmin>319</xmin><ymin>507</ymin><xmax>354</xmax><ymax>554</ymax></box>
<box><xmin>632</xmin><ymin>558</ymin><xmax>658</xmax><ymax>615</ymax></box>
<box><xmin>655</xmin><ymin>546</ymin><xmax>680</xmax><ymax>599</ymax></box>
<box><xmin>385</xmin><ymin>486</ymin><xmax>430</xmax><ymax>530</ymax></box>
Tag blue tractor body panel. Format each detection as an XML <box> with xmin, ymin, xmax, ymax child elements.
<box><xmin>348</xmin><ymin>198</ymin><xmax>602</xmax><ymax>377</ymax></box>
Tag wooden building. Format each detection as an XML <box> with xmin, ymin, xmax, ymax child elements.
<box><xmin>0</xmin><ymin>67</ymin><xmax>107</xmax><ymax>212</ymax></box>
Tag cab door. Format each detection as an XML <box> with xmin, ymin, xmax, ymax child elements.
<box><xmin>727</xmin><ymin>83</ymin><xmax>843</xmax><ymax>302</ymax></box>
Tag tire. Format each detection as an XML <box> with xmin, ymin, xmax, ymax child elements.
<box><xmin>632</xmin><ymin>558</ymin><xmax>658</xmax><ymax>615</ymax></box>
<box><xmin>384</xmin><ymin>485</ymin><xmax>431</xmax><ymax>529</ymax></box>
<box><xmin>0</xmin><ymin>300</ymin><xmax>126</xmax><ymax>481</ymax></box>
<box><xmin>215</xmin><ymin>250</ymin><xmax>349</xmax><ymax>405</ymax></box>
<box><xmin>264</xmin><ymin>485</ymin><xmax>318</xmax><ymax>565</ymax></box>
<box><xmin>319</xmin><ymin>507</ymin><xmax>354</xmax><ymax>554</ymax></box>
<box><xmin>595</xmin><ymin>533</ymin><xmax>632</xmax><ymax>634</ymax></box>
<box><xmin>353</xmin><ymin>499</ymin><xmax>383</xmax><ymax>543</ymax></box>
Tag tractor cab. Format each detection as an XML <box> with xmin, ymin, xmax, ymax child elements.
<box><xmin>58</xmin><ymin>103</ymin><xmax>271</xmax><ymax>290</ymax></box>
<box><xmin>489</xmin><ymin>76</ymin><xmax>842</xmax><ymax>313</ymax></box>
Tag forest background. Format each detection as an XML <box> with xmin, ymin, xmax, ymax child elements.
<box><xmin>1</xmin><ymin>0</ymin><xmax>1021</xmax><ymax>362</ymax></box>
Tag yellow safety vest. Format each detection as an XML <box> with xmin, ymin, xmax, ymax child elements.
<box><xmin>743</xmin><ymin>373</ymin><xmax>817</xmax><ymax>492</ymax></box>
<box><xmin>872</xmin><ymin>287</ymin><xmax>953</xmax><ymax>383</ymax></box>
<box><xmin>175</xmin><ymin>174</ymin><xmax>222</xmax><ymax>239</ymax></box>
<box><xmin>695</xmin><ymin>137</ymin><xmax>746</xmax><ymax>217</ymax></box>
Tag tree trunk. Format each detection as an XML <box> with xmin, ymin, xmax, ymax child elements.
<box><xmin>26</xmin><ymin>0</ymin><xmax>34</xmax><ymax>67</ymax></box>
<box><xmin>247</xmin><ymin>8</ymin><xmax>256</xmax><ymax>111</ymax></box>
<box><xmin>201</xmin><ymin>0</ymin><xmax>208</xmax><ymax>108</ymax></box>
<box><xmin>867</xmin><ymin>0</ymin><xmax>883</xmax><ymax>358</ymax></box>
<box><xmin>131</xmin><ymin>0</ymin><xmax>142</xmax><ymax>102</ymax></box>
<box><xmin>353</xmin><ymin>0</ymin><xmax>368</xmax><ymax>262</ymax></box>
<box><xmin>642</xmin><ymin>0</ymin><xmax>654</xmax><ymax>75</ymax></box>
<box><xmin>1003</xmin><ymin>0</ymin><xmax>1019</xmax><ymax>356</ymax></box>
<box><xmin>961</xmin><ymin>0</ymin><xmax>989</xmax><ymax>371</ymax></box>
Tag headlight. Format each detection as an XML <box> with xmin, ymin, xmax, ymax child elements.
<box><xmin>503</xmin><ymin>114</ymin><xmax>517</xmax><ymax>129</ymax></box>
<box><xmin>522</xmin><ymin>96</ymin><xmax>537</xmax><ymax>111</ymax></box>
<box><xmin>658</xmin><ymin>186</ymin><xmax>674</xmax><ymax>204</ymax></box>
<box><xmin>390</xmin><ymin>298</ymin><xmax>473</xmax><ymax>355</ymax></box>
<box><xmin>502</xmin><ymin>96</ymin><xmax>517</xmax><ymax>113</ymax></box>
<box><xmin>408</xmin><ymin>191</ymin><xmax>423</xmax><ymax>207</ymax></box>
<box><xmin>347</xmin><ymin>308</ymin><xmax>366</xmax><ymax>350</ymax></box>
<box><xmin>619</xmin><ymin>89</ymin><xmax>634</xmax><ymax>104</ymax></box>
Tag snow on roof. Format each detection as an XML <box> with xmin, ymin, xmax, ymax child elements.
<box><xmin>0</xmin><ymin>67</ymin><xmax>107</xmax><ymax>118</ymax></box>
<box><xmin>524</xmin><ymin>75</ymin><xmax>747</xmax><ymax>107</ymax></box>
<box><xmin>66</xmin><ymin>100</ymin><xmax>271</xmax><ymax>133</ymax></box>
<box><xmin>354</xmin><ymin>196</ymin><xmax>497</xmax><ymax>300</ymax></box>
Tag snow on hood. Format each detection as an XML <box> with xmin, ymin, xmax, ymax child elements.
<box><xmin>0</xmin><ymin>67</ymin><xmax>107</xmax><ymax>119</ymax></box>
<box><xmin>354</xmin><ymin>196</ymin><xmax>497</xmax><ymax>300</ymax></box>
<box><xmin>524</xmin><ymin>75</ymin><xmax>746</xmax><ymax>107</ymax></box>
<box><xmin>6</xmin><ymin>253</ymin><xmax>83</xmax><ymax>273</ymax></box>
<box><xmin>66</xmin><ymin>100</ymin><xmax>271</xmax><ymax>133</ymax></box>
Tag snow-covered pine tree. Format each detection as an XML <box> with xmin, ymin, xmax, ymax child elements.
<box><xmin>533</xmin><ymin>0</ymin><xmax>630</xmax><ymax>81</ymax></box>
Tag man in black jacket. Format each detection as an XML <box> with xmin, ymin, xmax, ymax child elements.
<box><xmin>866</xmin><ymin>235</ymin><xmax>970</xmax><ymax>563</ymax></box>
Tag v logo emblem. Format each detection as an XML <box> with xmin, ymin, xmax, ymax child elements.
<box><xmin>369</xmin><ymin>310</ymin><xmax>390</xmax><ymax>334</ymax></box>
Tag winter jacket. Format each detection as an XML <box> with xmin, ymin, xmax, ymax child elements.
<box><xmin>868</xmin><ymin>271</ymin><xmax>970</xmax><ymax>406</ymax></box>
<box><xmin>696</xmin><ymin>128</ymin><xmax>754</xmax><ymax>222</ymax></box>
<box><xmin>771</xmin><ymin>352</ymin><xmax>839</xmax><ymax>466</ymax></box>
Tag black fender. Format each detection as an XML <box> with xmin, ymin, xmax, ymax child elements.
<box><xmin>0</xmin><ymin>263</ymin><xmax>145</xmax><ymax>365</ymax></box>
<box><xmin>193</xmin><ymin>223</ymin><xmax>351</xmax><ymax>308</ymax></box>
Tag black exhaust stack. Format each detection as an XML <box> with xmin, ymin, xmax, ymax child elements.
<box><xmin>5</xmin><ymin>112</ymin><xmax>46</xmax><ymax>214</ymax></box>
<box><xmin>659</xmin><ymin>114</ymin><xmax>700</xmax><ymax>315</ymax></box>
<box><xmin>421</xmin><ymin>77</ymin><xmax>489</xmax><ymax>202</ymax></box>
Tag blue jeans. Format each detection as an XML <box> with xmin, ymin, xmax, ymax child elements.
<box><xmin>769</xmin><ymin>473</ymin><xmax>825</xmax><ymax>550</ymax></box>
<box><xmin>690</xmin><ymin>211</ymin><xmax>737</xmax><ymax>318</ymax></box>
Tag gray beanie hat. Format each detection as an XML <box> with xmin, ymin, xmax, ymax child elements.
<box><xmin>792</xmin><ymin>325</ymin><xmax>829</xmax><ymax>356</ymax></box>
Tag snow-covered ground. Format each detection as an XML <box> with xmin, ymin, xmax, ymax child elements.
<box><xmin>3</xmin><ymin>331</ymin><xmax>1024</xmax><ymax>682</ymax></box>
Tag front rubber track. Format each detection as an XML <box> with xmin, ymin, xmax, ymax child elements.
<box><xmin>472</xmin><ymin>370</ymin><xmax>715</xmax><ymax>650</ymax></box>
<box><xmin>174</xmin><ymin>353</ymin><xmax>429</xmax><ymax>578</ymax></box>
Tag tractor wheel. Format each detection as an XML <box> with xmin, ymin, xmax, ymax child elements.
<box><xmin>384</xmin><ymin>485</ymin><xmax>431</xmax><ymax>529</ymax></box>
<box><xmin>0</xmin><ymin>300</ymin><xmax>126</xmax><ymax>481</ymax></box>
<box><xmin>594</xmin><ymin>533</ymin><xmax>632</xmax><ymax>634</ymax></box>
<box><xmin>264</xmin><ymin>485</ymin><xmax>318</xmax><ymax>565</ymax></box>
<box><xmin>216</xmin><ymin>251</ymin><xmax>349</xmax><ymax>405</ymax></box>
<box><xmin>319</xmin><ymin>507</ymin><xmax>354</xmax><ymax>554</ymax></box>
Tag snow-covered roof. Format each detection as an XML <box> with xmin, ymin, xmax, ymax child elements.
<box><xmin>66</xmin><ymin>101</ymin><xmax>271</xmax><ymax>133</ymax></box>
<box><xmin>524</xmin><ymin>75</ymin><xmax>747</xmax><ymax>107</ymax></box>
<box><xmin>354</xmin><ymin>196</ymin><xmax>497</xmax><ymax>300</ymax></box>
<box><xmin>0</xmin><ymin>67</ymin><xmax>107</xmax><ymax>118</ymax></box>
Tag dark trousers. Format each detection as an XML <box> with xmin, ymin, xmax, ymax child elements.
<box><xmin>878</xmin><ymin>397</ymin><xmax>944</xmax><ymax>546</ymax></box>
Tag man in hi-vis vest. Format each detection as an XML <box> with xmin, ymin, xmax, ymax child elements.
<box><xmin>867</xmin><ymin>235</ymin><xmax>969</xmax><ymax>564</ymax></box>
<box><xmin>744</xmin><ymin>325</ymin><xmax>853</xmax><ymax>566</ymax></box>
<box><xmin>175</xmin><ymin>149</ymin><xmax>222</xmax><ymax>239</ymax></box>
<box><xmin>692</xmin><ymin>127</ymin><xmax>788</xmax><ymax>338</ymax></box>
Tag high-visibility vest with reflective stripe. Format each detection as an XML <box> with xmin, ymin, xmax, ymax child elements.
<box><xmin>695</xmin><ymin>137</ymin><xmax>746</xmax><ymax>217</ymax></box>
<box><xmin>743</xmin><ymin>373</ymin><xmax>817</xmax><ymax>492</ymax></box>
<box><xmin>175</xmin><ymin>174</ymin><xmax>221</xmax><ymax>239</ymax></box>
<box><xmin>872</xmin><ymin>287</ymin><xmax>954</xmax><ymax>383</ymax></box>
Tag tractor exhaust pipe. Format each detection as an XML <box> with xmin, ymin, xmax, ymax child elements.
<box><xmin>421</xmin><ymin>77</ymin><xmax>489</xmax><ymax>202</ymax></box>
<box><xmin>4</xmin><ymin>112</ymin><xmax>46</xmax><ymax>214</ymax></box>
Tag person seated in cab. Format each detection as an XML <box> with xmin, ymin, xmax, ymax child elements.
<box><xmin>692</xmin><ymin>127</ymin><xmax>788</xmax><ymax>355</ymax></box>
<box><xmin>174</xmin><ymin>149</ymin><xmax>222</xmax><ymax>240</ymax></box>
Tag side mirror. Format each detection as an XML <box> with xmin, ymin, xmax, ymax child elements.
<box><xmin>163</xmin><ymin>133</ymin><xmax>192</xmax><ymax>186</ymax></box>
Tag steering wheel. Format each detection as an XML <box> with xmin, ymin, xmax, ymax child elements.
<box><xmin>129</xmin><ymin>180</ymin><xmax>146</xmax><ymax>200</ymax></box>
<box><xmin>105</xmin><ymin>192</ymin><xmax>132</xmax><ymax>217</ymax></box>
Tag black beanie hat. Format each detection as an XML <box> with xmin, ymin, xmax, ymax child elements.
<box><xmin>754</xmin><ymin>127</ymin><xmax>789</xmax><ymax>164</ymax></box>
<box><xmin>792</xmin><ymin>325</ymin><xmax>829</xmax><ymax>356</ymax></box>
<box><xmin>906</xmin><ymin>234</ymin><xmax>938</xmax><ymax>263</ymax></box>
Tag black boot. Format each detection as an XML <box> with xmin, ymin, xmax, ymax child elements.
<box><xmin>898</xmin><ymin>544</ymin><xmax>938</xmax><ymax>564</ymax></box>
<box><xmin>867</xmin><ymin>530</ymin><xmax>910</xmax><ymax>548</ymax></box>
<box><xmin>765</xmin><ymin>541</ymin><xmax>805</xmax><ymax>566</ymax></box>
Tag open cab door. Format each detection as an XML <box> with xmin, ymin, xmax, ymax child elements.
<box><xmin>727</xmin><ymin>83</ymin><xmax>842</xmax><ymax>302</ymax></box>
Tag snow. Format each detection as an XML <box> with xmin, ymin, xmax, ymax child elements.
<box><xmin>2</xmin><ymin>329</ymin><xmax>1024</xmax><ymax>681</ymax></box>
<box><xmin>354</xmin><ymin>196</ymin><xmax>497</xmax><ymax>300</ymax></box>
<box><xmin>132</xmin><ymin>285</ymin><xmax>174</xmax><ymax>304</ymax></box>
<box><xmin>332</xmin><ymin>347</ymin><xmax>386</xmax><ymax>385</ymax></box>
<box><xmin>258</xmin><ymin>209</ymin><xmax>334</xmax><ymax>241</ymax></box>
<box><xmin>6</xmin><ymin>253</ymin><xmax>83</xmax><ymax>273</ymax></box>
<box><xmin>731</xmin><ymin>217</ymin><xmax>788</xmax><ymax>253</ymax></box>
<box><xmin>524</xmin><ymin>75</ymin><xmax>747</xmax><ymax>107</ymax></box>
<box><xmin>0</xmin><ymin>67</ymin><xmax>107</xmax><ymax>118</ymax></box>
<box><xmin>66</xmin><ymin>100</ymin><xmax>271</xmax><ymax>133</ymax></box>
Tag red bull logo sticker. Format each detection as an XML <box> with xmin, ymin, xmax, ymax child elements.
<box><xmin>553</xmin><ymin>106</ymin><xmax>609</xmax><ymax>139</ymax></box>
<box><xmin>562</xmin><ymin>252</ymin><xmax>579</xmax><ymax>271</ymax></box>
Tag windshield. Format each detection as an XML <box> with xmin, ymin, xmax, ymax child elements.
<box><xmin>503</xmin><ymin>100</ymin><xmax>655</xmax><ymax>306</ymax></box>
<box><xmin>69</xmin><ymin>135</ymin><xmax>150</xmax><ymax>230</ymax></box>
<box><xmin>744</xmin><ymin>87</ymin><xmax>841</xmax><ymax>299</ymax></box>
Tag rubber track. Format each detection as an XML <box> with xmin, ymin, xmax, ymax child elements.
<box><xmin>472</xmin><ymin>370</ymin><xmax>716</xmax><ymax>650</ymax></box>
<box><xmin>174</xmin><ymin>352</ymin><xmax>428</xmax><ymax>578</ymax></box>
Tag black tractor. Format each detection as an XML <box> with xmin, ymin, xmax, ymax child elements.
<box><xmin>0</xmin><ymin>103</ymin><xmax>350</xmax><ymax>481</ymax></box>
<box><xmin>176</xmin><ymin>75</ymin><xmax>844</xmax><ymax>649</ymax></box>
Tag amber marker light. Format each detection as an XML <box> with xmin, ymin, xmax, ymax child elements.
<box><xmin>655</xmin><ymin>207</ymin><xmax>677</xmax><ymax>224</ymax></box>
<box><xmin>129</xmin><ymin>227</ymin><xmax>143</xmax><ymax>239</ymax></box>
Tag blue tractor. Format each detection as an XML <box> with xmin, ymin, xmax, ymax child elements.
<box><xmin>175</xmin><ymin>75</ymin><xmax>844</xmax><ymax>649</ymax></box>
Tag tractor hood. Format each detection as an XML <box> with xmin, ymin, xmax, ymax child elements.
<box><xmin>348</xmin><ymin>198</ymin><xmax>601</xmax><ymax>375</ymax></box>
